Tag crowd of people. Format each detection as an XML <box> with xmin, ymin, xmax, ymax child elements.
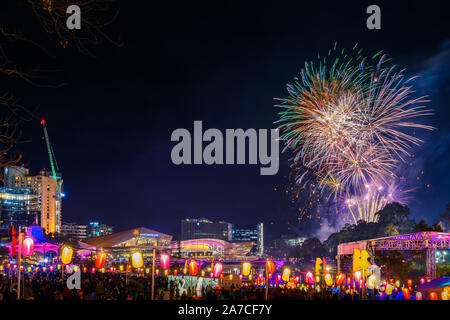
<box><xmin>0</xmin><ymin>272</ymin><xmax>414</xmax><ymax>300</ymax></box>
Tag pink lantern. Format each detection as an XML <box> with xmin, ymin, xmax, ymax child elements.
<box><xmin>213</xmin><ymin>262</ymin><xmax>223</xmax><ymax>278</ymax></box>
<box><xmin>22</xmin><ymin>238</ymin><xmax>34</xmax><ymax>257</ymax></box>
<box><xmin>416</xmin><ymin>292</ymin><xmax>422</xmax><ymax>300</ymax></box>
<box><xmin>160</xmin><ymin>253</ymin><xmax>170</xmax><ymax>270</ymax></box>
<box><xmin>305</xmin><ymin>271</ymin><xmax>314</xmax><ymax>284</ymax></box>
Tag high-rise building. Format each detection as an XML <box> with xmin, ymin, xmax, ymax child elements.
<box><xmin>61</xmin><ymin>221</ymin><xmax>87</xmax><ymax>240</ymax></box>
<box><xmin>181</xmin><ymin>218</ymin><xmax>233</xmax><ymax>241</ymax></box>
<box><xmin>0</xmin><ymin>187</ymin><xmax>40</xmax><ymax>231</ymax></box>
<box><xmin>86</xmin><ymin>221</ymin><xmax>114</xmax><ymax>238</ymax></box>
<box><xmin>4</xmin><ymin>167</ymin><xmax>63</xmax><ymax>234</ymax></box>
<box><xmin>232</xmin><ymin>222</ymin><xmax>264</xmax><ymax>256</ymax></box>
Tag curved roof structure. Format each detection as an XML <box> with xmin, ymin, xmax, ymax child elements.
<box><xmin>82</xmin><ymin>227</ymin><xmax>172</xmax><ymax>248</ymax></box>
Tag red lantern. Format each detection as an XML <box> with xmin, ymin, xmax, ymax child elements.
<box><xmin>160</xmin><ymin>253</ymin><xmax>170</xmax><ymax>270</ymax></box>
<box><xmin>402</xmin><ymin>288</ymin><xmax>411</xmax><ymax>300</ymax></box>
<box><xmin>95</xmin><ymin>251</ymin><xmax>106</xmax><ymax>269</ymax></box>
<box><xmin>189</xmin><ymin>260</ymin><xmax>198</xmax><ymax>276</ymax></box>
<box><xmin>22</xmin><ymin>238</ymin><xmax>34</xmax><ymax>257</ymax></box>
<box><xmin>430</xmin><ymin>292</ymin><xmax>437</xmax><ymax>300</ymax></box>
<box><xmin>336</xmin><ymin>273</ymin><xmax>345</xmax><ymax>285</ymax></box>
<box><xmin>416</xmin><ymin>292</ymin><xmax>422</xmax><ymax>300</ymax></box>
<box><xmin>420</xmin><ymin>278</ymin><xmax>425</xmax><ymax>285</ymax></box>
<box><xmin>305</xmin><ymin>271</ymin><xmax>314</xmax><ymax>284</ymax></box>
<box><xmin>266</xmin><ymin>260</ymin><xmax>275</xmax><ymax>274</ymax></box>
<box><xmin>213</xmin><ymin>262</ymin><xmax>223</xmax><ymax>278</ymax></box>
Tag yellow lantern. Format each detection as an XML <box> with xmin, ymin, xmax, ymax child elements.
<box><xmin>324</xmin><ymin>273</ymin><xmax>333</xmax><ymax>286</ymax></box>
<box><xmin>386</xmin><ymin>284</ymin><xmax>394</xmax><ymax>295</ymax></box>
<box><xmin>442</xmin><ymin>290</ymin><xmax>448</xmax><ymax>300</ymax></box>
<box><xmin>119</xmin><ymin>265</ymin><xmax>124</xmax><ymax>272</ymax></box>
<box><xmin>242</xmin><ymin>262</ymin><xmax>251</xmax><ymax>276</ymax></box>
<box><xmin>131</xmin><ymin>252</ymin><xmax>144</xmax><ymax>268</ymax></box>
<box><xmin>395</xmin><ymin>280</ymin><xmax>400</xmax><ymax>288</ymax></box>
<box><xmin>282</xmin><ymin>267</ymin><xmax>291</xmax><ymax>282</ymax></box>
<box><xmin>367</xmin><ymin>274</ymin><xmax>377</xmax><ymax>290</ymax></box>
<box><xmin>60</xmin><ymin>246</ymin><xmax>73</xmax><ymax>265</ymax></box>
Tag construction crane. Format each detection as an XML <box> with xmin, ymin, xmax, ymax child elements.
<box><xmin>41</xmin><ymin>119</ymin><xmax>64</xmax><ymax>233</ymax></box>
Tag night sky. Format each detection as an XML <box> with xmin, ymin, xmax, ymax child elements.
<box><xmin>4</xmin><ymin>1</ymin><xmax>449</xmax><ymax>240</ymax></box>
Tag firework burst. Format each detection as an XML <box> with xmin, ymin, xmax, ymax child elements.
<box><xmin>277</xmin><ymin>43</ymin><xmax>433</xmax><ymax>223</ymax></box>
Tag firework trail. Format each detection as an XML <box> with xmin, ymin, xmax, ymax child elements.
<box><xmin>276</xmin><ymin>43</ymin><xmax>434</xmax><ymax>223</ymax></box>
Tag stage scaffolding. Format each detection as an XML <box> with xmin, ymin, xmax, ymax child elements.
<box><xmin>337</xmin><ymin>232</ymin><xmax>450</xmax><ymax>281</ymax></box>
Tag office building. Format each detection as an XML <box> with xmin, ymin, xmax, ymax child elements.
<box><xmin>181</xmin><ymin>218</ymin><xmax>233</xmax><ymax>241</ymax></box>
<box><xmin>4</xmin><ymin>167</ymin><xmax>63</xmax><ymax>234</ymax></box>
<box><xmin>233</xmin><ymin>222</ymin><xmax>264</xmax><ymax>256</ymax></box>
<box><xmin>61</xmin><ymin>221</ymin><xmax>88</xmax><ymax>240</ymax></box>
<box><xmin>87</xmin><ymin>221</ymin><xmax>114</xmax><ymax>238</ymax></box>
<box><xmin>0</xmin><ymin>187</ymin><xmax>40</xmax><ymax>231</ymax></box>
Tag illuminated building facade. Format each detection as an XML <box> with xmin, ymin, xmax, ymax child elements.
<box><xmin>87</xmin><ymin>221</ymin><xmax>113</xmax><ymax>237</ymax></box>
<box><xmin>232</xmin><ymin>222</ymin><xmax>264</xmax><ymax>256</ymax></box>
<box><xmin>4</xmin><ymin>167</ymin><xmax>62</xmax><ymax>234</ymax></box>
<box><xmin>82</xmin><ymin>227</ymin><xmax>172</xmax><ymax>261</ymax></box>
<box><xmin>0</xmin><ymin>187</ymin><xmax>40</xmax><ymax>231</ymax></box>
<box><xmin>170</xmin><ymin>238</ymin><xmax>254</xmax><ymax>259</ymax></box>
<box><xmin>61</xmin><ymin>221</ymin><xmax>88</xmax><ymax>240</ymax></box>
<box><xmin>181</xmin><ymin>218</ymin><xmax>233</xmax><ymax>241</ymax></box>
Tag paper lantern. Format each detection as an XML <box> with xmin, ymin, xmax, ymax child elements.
<box><xmin>420</xmin><ymin>278</ymin><xmax>425</xmax><ymax>285</ymax></box>
<box><xmin>266</xmin><ymin>260</ymin><xmax>275</xmax><ymax>274</ymax></box>
<box><xmin>131</xmin><ymin>252</ymin><xmax>144</xmax><ymax>268</ymax></box>
<box><xmin>160</xmin><ymin>253</ymin><xmax>170</xmax><ymax>270</ymax></box>
<box><xmin>95</xmin><ymin>251</ymin><xmax>107</xmax><ymax>269</ymax></box>
<box><xmin>22</xmin><ymin>238</ymin><xmax>34</xmax><ymax>257</ymax></box>
<box><xmin>282</xmin><ymin>267</ymin><xmax>291</xmax><ymax>282</ymax></box>
<box><xmin>213</xmin><ymin>262</ymin><xmax>223</xmax><ymax>278</ymax></box>
<box><xmin>416</xmin><ymin>292</ymin><xmax>422</xmax><ymax>300</ymax></box>
<box><xmin>336</xmin><ymin>273</ymin><xmax>345</xmax><ymax>285</ymax></box>
<box><xmin>395</xmin><ymin>280</ymin><xmax>401</xmax><ymax>288</ymax></box>
<box><xmin>305</xmin><ymin>271</ymin><xmax>314</xmax><ymax>284</ymax></box>
<box><xmin>430</xmin><ymin>292</ymin><xmax>437</xmax><ymax>300</ymax></box>
<box><xmin>242</xmin><ymin>262</ymin><xmax>251</xmax><ymax>276</ymax></box>
<box><xmin>385</xmin><ymin>284</ymin><xmax>394</xmax><ymax>295</ymax></box>
<box><xmin>324</xmin><ymin>273</ymin><xmax>333</xmax><ymax>286</ymax></box>
<box><xmin>441</xmin><ymin>291</ymin><xmax>448</xmax><ymax>300</ymax></box>
<box><xmin>60</xmin><ymin>246</ymin><xmax>73</xmax><ymax>265</ymax></box>
<box><xmin>402</xmin><ymin>288</ymin><xmax>411</xmax><ymax>300</ymax></box>
<box><xmin>367</xmin><ymin>274</ymin><xmax>377</xmax><ymax>290</ymax></box>
<box><xmin>354</xmin><ymin>271</ymin><xmax>362</xmax><ymax>284</ymax></box>
<box><xmin>189</xmin><ymin>260</ymin><xmax>198</xmax><ymax>276</ymax></box>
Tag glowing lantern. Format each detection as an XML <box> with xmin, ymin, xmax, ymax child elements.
<box><xmin>324</xmin><ymin>273</ymin><xmax>333</xmax><ymax>286</ymax></box>
<box><xmin>420</xmin><ymin>278</ymin><xmax>425</xmax><ymax>285</ymax></box>
<box><xmin>354</xmin><ymin>271</ymin><xmax>362</xmax><ymax>284</ymax></box>
<box><xmin>156</xmin><ymin>269</ymin><xmax>159</xmax><ymax>275</ymax></box>
<box><xmin>42</xmin><ymin>267</ymin><xmax>46</xmax><ymax>272</ymax></box>
<box><xmin>385</xmin><ymin>284</ymin><xmax>394</xmax><ymax>295</ymax></box>
<box><xmin>57</xmin><ymin>264</ymin><xmax>61</xmax><ymax>270</ymax></box>
<box><xmin>91</xmin><ymin>268</ymin><xmax>96</xmax><ymax>274</ymax></box>
<box><xmin>183</xmin><ymin>268</ymin><xmax>187</xmax><ymax>274</ymax></box>
<box><xmin>402</xmin><ymin>288</ymin><xmax>411</xmax><ymax>300</ymax></box>
<box><xmin>22</xmin><ymin>238</ymin><xmax>34</xmax><ymax>257</ymax></box>
<box><xmin>441</xmin><ymin>291</ymin><xmax>448</xmax><ymax>300</ymax></box>
<box><xmin>160</xmin><ymin>253</ymin><xmax>170</xmax><ymax>270</ymax></box>
<box><xmin>266</xmin><ymin>260</ymin><xmax>275</xmax><ymax>274</ymax></box>
<box><xmin>95</xmin><ymin>251</ymin><xmax>107</xmax><ymax>269</ymax></box>
<box><xmin>430</xmin><ymin>292</ymin><xmax>437</xmax><ymax>300</ymax></box>
<box><xmin>315</xmin><ymin>276</ymin><xmax>320</xmax><ymax>283</ymax></box>
<box><xmin>416</xmin><ymin>292</ymin><xmax>422</xmax><ymax>300</ymax></box>
<box><xmin>213</xmin><ymin>262</ymin><xmax>223</xmax><ymax>278</ymax></box>
<box><xmin>229</xmin><ymin>274</ymin><xmax>233</xmax><ymax>280</ymax></box>
<box><xmin>282</xmin><ymin>267</ymin><xmax>291</xmax><ymax>282</ymax></box>
<box><xmin>407</xmin><ymin>279</ymin><xmax>412</xmax><ymax>287</ymax></box>
<box><xmin>201</xmin><ymin>270</ymin><xmax>205</xmax><ymax>277</ymax></box>
<box><xmin>83</xmin><ymin>267</ymin><xmax>87</xmax><ymax>273</ymax></box>
<box><xmin>395</xmin><ymin>280</ymin><xmax>400</xmax><ymax>288</ymax></box>
<box><xmin>189</xmin><ymin>260</ymin><xmax>198</xmax><ymax>276</ymax></box>
<box><xmin>336</xmin><ymin>273</ymin><xmax>345</xmax><ymax>285</ymax></box>
<box><xmin>131</xmin><ymin>252</ymin><xmax>144</xmax><ymax>268</ymax></box>
<box><xmin>34</xmin><ymin>267</ymin><xmax>39</xmax><ymax>273</ymax></box>
<box><xmin>174</xmin><ymin>269</ymin><xmax>178</xmax><ymax>275</ymax></box>
<box><xmin>242</xmin><ymin>262</ymin><xmax>251</xmax><ymax>276</ymax></box>
<box><xmin>119</xmin><ymin>265</ymin><xmax>124</xmax><ymax>272</ymax></box>
<box><xmin>305</xmin><ymin>271</ymin><xmax>314</xmax><ymax>284</ymax></box>
<box><xmin>239</xmin><ymin>274</ymin><xmax>243</xmax><ymax>280</ymax></box>
<box><xmin>60</xmin><ymin>246</ymin><xmax>73</xmax><ymax>265</ymax></box>
<box><xmin>367</xmin><ymin>274</ymin><xmax>377</xmax><ymax>290</ymax></box>
<box><xmin>347</xmin><ymin>277</ymin><xmax>352</xmax><ymax>285</ymax></box>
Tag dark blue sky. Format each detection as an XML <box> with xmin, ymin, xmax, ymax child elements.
<box><xmin>7</xmin><ymin>1</ymin><xmax>449</xmax><ymax>239</ymax></box>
